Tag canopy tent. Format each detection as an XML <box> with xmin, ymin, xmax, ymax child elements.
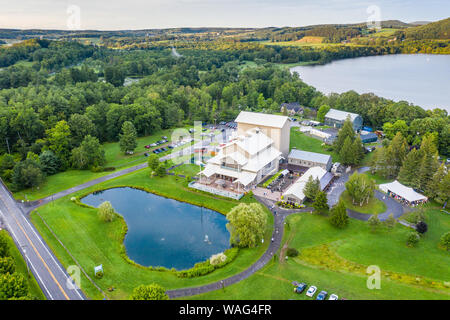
<box><xmin>379</xmin><ymin>180</ymin><xmax>428</xmax><ymax>205</ymax></box>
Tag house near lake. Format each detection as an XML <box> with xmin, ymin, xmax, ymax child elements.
<box><xmin>324</xmin><ymin>108</ymin><xmax>363</xmax><ymax>131</ymax></box>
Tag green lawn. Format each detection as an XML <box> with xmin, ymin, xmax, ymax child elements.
<box><xmin>340</xmin><ymin>190</ymin><xmax>387</xmax><ymax>214</ymax></box>
<box><xmin>14</xmin><ymin>127</ymin><xmax>188</xmax><ymax>201</ymax></box>
<box><xmin>290</xmin><ymin>128</ymin><xmax>339</xmax><ymax>162</ymax></box>
<box><xmin>0</xmin><ymin>230</ymin><xmax>46</xmax><ymax>300</ymax></box>
<box><xmin>171</xmin><ymin>163</ymin><xmax>202</xmax><ymax>177</ymax></box>
<box><xmin>188</xmin><ymin>207</ymin><xmax>450</xmax><ymax>300</ymax></box>
<box><xmin>30</xmin><ymin>169</ymin><xmax>274</xmax><ymax>300</ymax></box>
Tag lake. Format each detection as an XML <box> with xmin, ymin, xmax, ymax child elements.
<box><xmin>291</xmin><ymin>54</ymin><xmax>450</xmax><ymax>112</ymax></box>
<box><xmin>81</xmin><ymin>187</ymin><xmax>230</xmax><ymax>270</ymax></box>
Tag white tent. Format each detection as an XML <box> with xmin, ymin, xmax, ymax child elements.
<box><xmin>379</xmin><ymin>180</ymin><xmax>427</xmax><ymax>204</ymax></box>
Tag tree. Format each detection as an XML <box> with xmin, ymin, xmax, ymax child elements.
<box><xmin>350</xmin><ymin>136</ymin><xmax>364</xmax><ymax>166</ymax></box>
<box><xmin>334</xmin><ymin>116</ymin><xmax>354</xmax><ymax>152</ymax></box>
<box><xmin>155</xmin><ymin>164</ymin><xmax>166</xmax><ymax>177</ymax></box>
<box><xmin>384</xmin><ymin>213</ymin><xmax>396</xmax><ymax>230</ymax></box>
<box><xmin>226</xmin><ymin>203</ymin><xmax>267</xmax><ymax>248</ymax></box>
<box><xmin>339</xmin><ymin>136</ymin><xmax>355</xmax><ymax>166</ymax></box>
<box><xmin>45</xmin><ymin>120</ymin><xmax>72</xmax><ymax>167</ymax></box>
<box><xmin>71</xmin><ymin>135</ymin><xmax>106</xmax><ymax>169</ymax></box>
<box><xmin>416</xmin><ymin>221</ymin><xmax>428</xmax><ymax>234</ymax></box>
<box><xmin>386</xmin><ymin>132</ymin><xmax>408</xmax><ymax>178</ymax></box>
<box><xmin>426</xmin><ymin>163</ymin><xmax>446</xmax><ymax>200</ymax></box>
<box><xmin>329</xmin><ymin>200</ymin><xmax>348</xmax><ymax>228</ymax></box>
<box><xmin>0</xmin><ymin>272</ymin><xmax>28</xmax><ymax>300</ymax></box>
<box><xmin>0</xmin><ymin>233</ymin><xmax>10</xmax><ymax>258</ymax></box>
<box><xmin>11</xmin><ymin>159</ymin><xmax>45</xmax><ymax>191</ymax></box>
<box><xmin>39</xmin><ymin>150</ymin><xmax>61</xmax><ymax>175</ymax></box>
<box><xmin>312</xmin><ymin>191</ymin><xmax>329</xmax><ymax>213</ymax></box>
<box><xmin>417</xmin><ymin>134</ymin><xmax>439</xmax><ymax>191</ymax></box>
<box><xmin>0</xmin><ymin>256</ymin><xmax>15</xmax><ymax>274</ymax></box>
<box><xmin>345</xmin><ymin>172</ymin><xmax>375</xmax><ymax>206</ymax></box>
<box><xmin>119</xmin><ymin>121</ymin><xmax>137</xmax><ymax>154</ymax></box>
<box><xmin>316</xmin><ymin>104</ymin><xmax>330</xmax><ymax>122</ymax></box>
<box><xmin>130</xmin><ymin>284</ymin><xmax>169</xmax><ymax>300</ymax></box>
<box><xmin>68</xmin><ymin>113</ymin><xmax>96</xmax><ymax>146</ymax></box>
<box><xmin>368</xmin><ymin>213</ymin><xmax>381</xmax><ymax>232</ymax></box>
<box><xmin>397</xmin><ymin>148</ymin><xmax>421</xmax><ymax>188</ymax></box>
<box><xmin>439</xmin><ymin>231</ymin><xmax>450</xmax><ymax>251</ymax></box>
<box><xmin>98</xmin><ymin>201</ymin><xmax>115</xmax><ymax>222</ymax></box>
<box><xmin>147</xmin><ymin>154</ymin><xmax>159</xmax><ymax>172</ymax></box>
<box><xmin>303</xmin><ymin>176</ymin><xmax>320</xmax><ymax>201</ymax></box>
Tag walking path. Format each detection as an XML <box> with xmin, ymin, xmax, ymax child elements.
<box><xmin>167</xmin><ymin>195</ymin><xmax>308</xmax><ymax>298</ymax></box>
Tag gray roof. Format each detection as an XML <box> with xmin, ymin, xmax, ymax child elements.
<box><xmin>325</xmin><ymin>108</ymin><xmax>360</xmax><ymax>122</ymax></box>
<box><xmin>288</xmin><ymin>149</ymin><xmax>331</xmax><ymax>164</ymax></box>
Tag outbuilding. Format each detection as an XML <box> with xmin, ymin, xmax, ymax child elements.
<box><xmin>379</xmin><ymin>180</ymin><xmax>428</xmax><ymax>206</ymax></box>
<box><xmin>324</xmin><ymin>108</ymin><xmax>363</xmax><ymax>131</ymax></box>
<box><xmin>288</xmin><ymin>149</ymin><xmax>332</xmax><ymax>171</ymax></box>
<box><xmin>360</xmin><ymin>132</ymin><xmax>378</xmax><ymax>144</ymax></box>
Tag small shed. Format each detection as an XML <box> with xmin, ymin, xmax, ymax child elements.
<box><xmin>360</xmin><ymin>132</ymin><xmax>378</xmax><ymax>144</ymax></box>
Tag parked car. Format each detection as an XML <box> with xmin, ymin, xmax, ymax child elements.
<box><xmin>160</xmin><ymin>147</ymin><xmax>168</xmax><ymax>152</ymax></box>
<box><xmin>144</xmin><ymin>145</ymin><xmax>151</xmax><ymax>149</ymax></box>
<box><xmin>162</xmin><ymin>136</ymin><xmax>167</xmax><ymax>140</ymax></box>
<box><xmin>168</xmin><ymin>145</ymin><xmax>174</xmax><ymax>149</ymax></box>
<box><xmin>294</xmin><ymin>283</ymin><xmax>307</xmax><ymax>294</ymax></box>
<box><xmin>305</xmin><ymin>286</ymin><xmax>317</xmax><ymax>297</ymax></box>
<box><xmin>144</xmin><ymin>153</ymin><xmax>149</xmax><ymax>157</ymax></box>
<box><xmin>149</xmin><ymin>143</ymin><xmax>157</xmax><ymax>147</ymax></box>
<box><xmin>316</xmin><ymin>291</ymin><xmax>328</xmax><ymax>300</ymax></box>
<box><xmin>328</xmin><ymin>294</ymin><xmax>338</xmax><ymax>300</ymax></box>
<box><xmin>153</xmin><ymin>149</ymin><xmax>159</xmax><ymax>154</ymax></box>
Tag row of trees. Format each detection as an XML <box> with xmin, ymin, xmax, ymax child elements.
<box><xmin>371</xmin><ymin>132</ymin><xmax>449</xmax><ymax>203</ymax></box>
<box><xmin>0</xmin><ymin>232</ymin><xmax>31</xmax><ymax>300</ymax></box>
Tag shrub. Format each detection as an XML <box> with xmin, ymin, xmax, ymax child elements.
<box><xmin>130</xmin><ymin>283</ymin><xmax>169</xmax><ymax>300</ymax></box>
<box><xmin>439</xmin><ymin>231</ymin><xmax>450</xmax><ymax>251</ymax></box>
<box><xmin>102</xmin><ymin>167</ymin><xmax>116</xmax><ymax>172</ymax></box>
<box><xmin>416</xmin><ymin>221</ymin><xmax>428</xmax><ymax>234</ymax></box>
<box><xmin>95</xmin><ymin>271</ymin><xmax>103</xmax><ymax>279</ymax></box>
<box><xmin>286</xmin><ymin>248</ymin><xmax>299</xmax><ymax>257</ymax></box>
<box><xmin>368</xmin><ymin>213</ymin><xmax>381</xmax><ymax>232</ymax></box>
<box><xmin>90</xmin><ymin>166</ymin><xmax>103</xmax><ymax>173</ymax></box>
<box><xmin>406</xmin><ymin>232</ymin><xmax>420</xmax><ymax>247</ymax></box>
<box><xmin>210</xmin><ymin>253</ymin><xmax>227</xmax><ymax>266</ymax></box>
<box><xmin>0</xmin><ymin>256</ymin><xmax>15</xmax><ymax>274</ymax></box>
<box><xmin>0</xmin><ymin>273</ymin><xmax>28</xmax><ymax>300</ymax></box>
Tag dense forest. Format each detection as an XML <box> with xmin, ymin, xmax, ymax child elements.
<box><xmin>0</xmin><ymin>27</ymin><xmax>448</xmax><ymax>191</ymax></box>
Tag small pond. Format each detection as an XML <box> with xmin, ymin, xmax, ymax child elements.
<box><xmin>81</xmin><ymin>187</ymin><xmax>230</xmax><ymax>270</ymax></box>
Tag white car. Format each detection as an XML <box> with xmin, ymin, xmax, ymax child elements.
<box><xmin>305</xmin><ymin>286</ymin><xmax>317</xmax><ymax>297</ymax></box>
<box><xmin>328</xmin><ymin>294</ymin><xmax>339</xmax><ymax>300</ymax></box>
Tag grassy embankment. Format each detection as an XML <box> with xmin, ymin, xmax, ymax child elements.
<box><xmin>29</xmin><ymin>168</ymin><xmax>274</xmax><ymax>300</ymax></box>
<box><xmin>188</xmin><ymin>205</ymin><xmax>450</xmax><ymax>300</ymax></box>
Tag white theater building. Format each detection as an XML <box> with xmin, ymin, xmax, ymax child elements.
<box><xmin>194</xmin><ymin>112</ymin><xmax>289</xmax><ymax>198</ymax></box>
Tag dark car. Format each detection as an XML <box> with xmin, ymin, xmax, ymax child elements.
<box><xmin>294</xmin><ymin>283</ymin><xmax>307</xmax><ymax>294</ymax></box>
<box><xmin>153</xmin><ymin>149</ymin><xmax>159</xmax><ymax>154</ymax></box>
<box><xmin>316</xmin><ymin>291</ymin><xmax>328</xmax><ymax>300</ymax></box>
<box><xmin>168</xmin><ymin>145</ymin><xmax>174</xmax><ymax>149</ymax></box>
<box><xmin>160</xmin><ymin>147</ymin><xmax>168</xmax><ymax>152</ymax></box>
<box><xmin>144</xmin><ymin>153</ymin><xmax>149</xmax><ymax>157</ymax></box>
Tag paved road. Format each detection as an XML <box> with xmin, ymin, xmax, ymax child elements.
<box><xmin>167</xmin><ymin>195</ymin><xmax>304</xmax><ymax>298</ymax></box>
<box><xmin>0</xmin><ymin>181</ymin><xmax>85</xmax><ymax>300</ymax></box>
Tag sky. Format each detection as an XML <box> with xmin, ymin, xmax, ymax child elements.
<box><xmin>0</xmin><ymin>0</ymin><xmax>449</xmax><ymax>30</ymax></box>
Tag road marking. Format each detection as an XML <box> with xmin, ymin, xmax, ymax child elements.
<box><xmin>0</xmin><ymin>208</ymin><xmax>54</xmax><ymax>300</ymax></box>
<box><xmin>0</xmin><ymin>194</ymin><xmax>70</xmax><ymax>300</ymax></box>
<box><xmin>11</xmin><ymin>213</ymin><xmax>70</xmax><ymax>300</ymax></box>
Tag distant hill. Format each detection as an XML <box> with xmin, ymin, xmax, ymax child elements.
<box><xmin>400</xmin><ymin>17</ymin><xmax>450</xmax><ymax>40</ymax></box>
<box><xmin>409</xmin><ymin>21</ymin><xmax>432</xmax><ymax>26</ymax></box>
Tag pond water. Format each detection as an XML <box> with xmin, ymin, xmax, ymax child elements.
<box><xmin>81</xmin><ymin>187</ymin><xmax>230</xmax><ymax>270</ymax></box>
<box><xmin>290</xmin><ymin>54</ymin><xmax>450</xmax><ymax>112</ymax></box>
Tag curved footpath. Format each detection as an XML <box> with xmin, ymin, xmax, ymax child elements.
<box><xmin>166</xmin><ymin>195</ymin><xmax>306</xmax><ymax>299</ymax></box>
<box><xmin>347</xmin><ymin>190</ymin><xmax>405</xmax><ymax>221</ymax></box>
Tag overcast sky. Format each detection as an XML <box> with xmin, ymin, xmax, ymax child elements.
<box><xmin>0</xmin><ymin>0</ymin><xmax>448</xmax><ymax>30</ymax></box>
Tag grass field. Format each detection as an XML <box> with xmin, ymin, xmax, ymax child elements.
<box><xmin>14</xmin><ymin>127</ymin><xmax>188</xmax><ymax>201</ymax></box>
<box><xmin>0</xmin><ymin>230</ymin><xmax>46</xmax><ymax>300</ymax></box>
<box><xmin>188</xmin><ymin>206</ymin><xmax>450</xmax><ymax>300</ymax></box>
<box><xmin>171</xmin><ymin>163</ymin><xmax>201</xmax><ymax>177</ymax></box>
<box><xmin>340</xmin><ymin>190</ymin><xmax>387</xmax><ymax>214</ymax></box>
<box><xmin>289</xmin><ymin>128</ymin><xmax>339</xmax><ymax>162</ymax></box>
<box><xmin>29</xmin><ymin>169</ymin><xmax>274</xmax><ymax>300</ymax></box>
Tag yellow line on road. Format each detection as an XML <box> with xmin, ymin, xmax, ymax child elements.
<box><xmin>2</xmin><ymin>197</ymin><xmax>70</xmax><ymax>300</ymax></box>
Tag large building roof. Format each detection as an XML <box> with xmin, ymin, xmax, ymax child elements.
<box><xmin>288</xmin><ymin>149</ymin><xmax>331</xmax><ymax>165</ymax></box>
<box><xmin>325</xmin><ymin>108</ymin><xmax>360</xmax><ymax>122</ymax></box>
<box><xmin>235</xmin><ymin>111</ymin><xmax>289</xmax><ymax>128</ymax></box>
